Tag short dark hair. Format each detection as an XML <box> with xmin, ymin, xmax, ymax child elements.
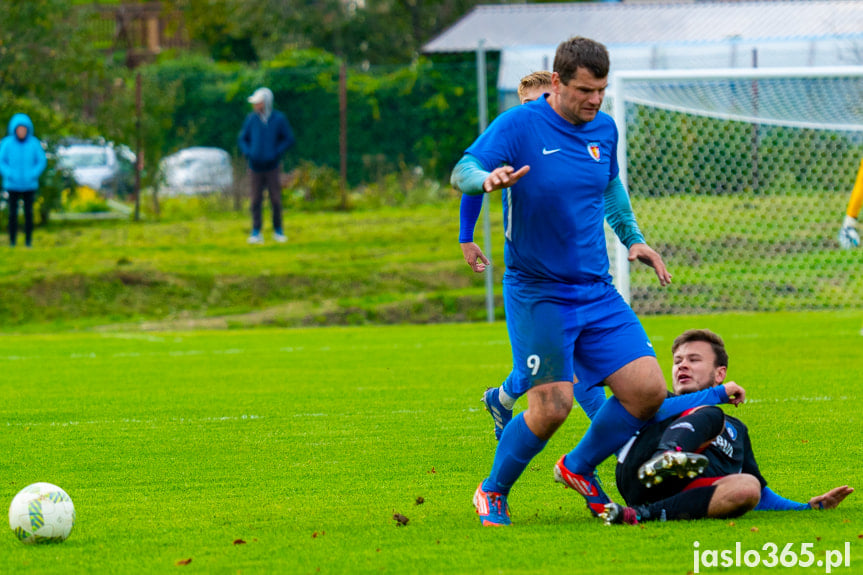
<box><xmin>553</xmin><ymin>37</ymin><xmax>610</xmax><ymax>85</ymax></box>
<box><xmin>672</xmin><ymin>329</ymin><xmax>729</xmax><ymax>369</ymax></box>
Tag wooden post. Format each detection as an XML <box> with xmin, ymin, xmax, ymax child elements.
<box><xmin>134</xmin><ymin>72</ymin><xmax>142</xmax><ymax>222</ymax></box>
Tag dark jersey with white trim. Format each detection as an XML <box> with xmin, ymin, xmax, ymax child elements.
<box><xmin>616</xmin><ymin>411</ymin><xmax>768</xmax><ymax>506</ymax></box>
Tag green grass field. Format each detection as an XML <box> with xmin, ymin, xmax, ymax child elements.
<box><xmin>1</xmin><ymin>193</ymin><xmax>861</xmax><ymax>330</ymax></box>
<box><xmin>1</xmin><ymin>311</ymin><xmax>860</xmax><ymax>574</ymax></box>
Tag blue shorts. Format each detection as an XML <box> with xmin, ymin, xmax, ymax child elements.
<box><xmin>503</xmin><ymin>277</ymin><xmax>655</xmax><ymax>395</ymax></box>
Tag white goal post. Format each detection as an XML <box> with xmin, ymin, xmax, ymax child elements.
<box><xmin>607</xmin><ymin>65</ymin><xmax>863</xmax><ymax>310</ymax></box>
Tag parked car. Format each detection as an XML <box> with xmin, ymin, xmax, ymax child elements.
<box><xmin>56</xmin><ymin>140</ymin><xmax>136</xmax><ymax>198</ymax></box>
<box><xmin>158</xmin><ymin>147</ymin><xmax>233</xmax><ymax>195</ymax></box>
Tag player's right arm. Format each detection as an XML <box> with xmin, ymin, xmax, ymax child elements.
<box><xmin>459</xmin><ymin>193</ymin><xmax>489</xmax><ymax>273</ymax></box>
<box><xmin>450</xmin><ymin>154</ymin><xmax>529</xmax><ymax>195</ymax></box>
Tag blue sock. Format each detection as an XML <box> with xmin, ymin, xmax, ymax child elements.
<box><xmin>482</xmin><ymin>413</ymin><xmax>547</xmax><ymax>495</ymax></box>
<box><xmin>563</xmin><ymin>396</ymin><xmax>647</xmax><ymax>474</ymax></box>
<box><xmin>573</xmin><ymin>382</ymin><xmax>606</xmax><ymax>421</ymax></box>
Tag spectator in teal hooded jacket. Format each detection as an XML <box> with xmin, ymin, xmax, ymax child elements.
<box><xmin>0</xmin><ymin>114</ymin><xmax>46</xmax><ymax>247</ymax></box>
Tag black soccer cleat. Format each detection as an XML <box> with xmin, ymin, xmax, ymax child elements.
<box><xmin>638</xmin><ymin>450</ymin><xmax>709</xmax><ymax>488</ymax></box>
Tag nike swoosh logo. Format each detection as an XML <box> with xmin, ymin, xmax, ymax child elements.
<box><xmin>542</xmin><ymin>148</ymin><xmax>561</xmax><ymax>155</ymax></box>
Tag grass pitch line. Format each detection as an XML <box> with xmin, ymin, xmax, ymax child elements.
<box><xmin>746</xmin><ymin>395</ymin><xmax>852</xmax><ymax>404</ymax></box>
<box><xmin>3</xmin><ymin>414</ymin><xmax>263</xmax><ymax>428</ymax></box>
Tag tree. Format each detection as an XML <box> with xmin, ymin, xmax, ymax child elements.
<box><xmin>164</xmin><ymin>0</ymin><xmax>486</xmax><ymax>66</ymax></box>
<box><xmin>0</xmin><ymin>1</ymin><xmax>108</xmax><ymax>126</ymax></box>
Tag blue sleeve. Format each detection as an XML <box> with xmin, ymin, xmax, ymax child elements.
<box><xmin>0</xmin><ymin>140</ymin><xmax>9</xmax><ymax>181</ymax></box>
<box><xmin>573</xmin><ymin>382</ymin><xmax>606</xmax><ymax>420</ymax></box>
<box><xmin>238</xmin><ymin>116</ymin><xmax>252</xmax><ymax>157</ymax></box>
<box><xmin>603</xmin><ymin>176</ymin><xmax>645</xmax><ymax>249</ymax></box>
<box><xmin>459</xmin><ymin>194</ymin><xmax>484</xmax><ymax>243</ymax></box>
<box><xmin>275</xmin><ymin>114</ymin><xmax>295</xmax><ymax>157</ymax></box>
<box><xmin>31</xmin><ymin>142</ymin><xmax>47</xmax><ymax>180</ymax></box>
<box><xmin>450</xmin><ymin>154</ymin><xmax>489</xmax><ymax>196</ymax></box>
<box><xmin>755</xmin><ymin>487</ymin><xmax>810</xmax><ymax>511</ymax></box>
<box><xmin>652</xmin><ymin>386</ymin><xmax>730</xmax><ymax>423</ymax></box>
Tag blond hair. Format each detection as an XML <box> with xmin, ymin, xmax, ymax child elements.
<box><xmin>517</xmin><ymin>71</ymin><xmax>552</xmax><ymax>101</ymax></box>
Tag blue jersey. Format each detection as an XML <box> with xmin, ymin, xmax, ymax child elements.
<box><xmin>465</xmin><ymin>96</ymin><xmax>619</xmax><ymax>285</ymax></box>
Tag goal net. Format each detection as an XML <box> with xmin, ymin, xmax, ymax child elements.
<box><xmin>606</xmin><ymin>66</ymin><xmax>863</xmax><ymax>314</ymax></box>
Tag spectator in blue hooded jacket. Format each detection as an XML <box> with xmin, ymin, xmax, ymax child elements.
<box><xmin>238</xmin><ymin>87</ymin><xmax>295</xmax><ymax>244</ymax></box>
<box><xmin>0</xmin><ymin>114</ymin><xmax>47</xmax><ymax>247</ymax></box>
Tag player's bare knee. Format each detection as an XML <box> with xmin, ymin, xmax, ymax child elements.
<box><xmin>529</xmin><ymin>384</ymin><xmax>573</xmax><ymax>426</ymax></box>
<box><xmin>727</xmin><ymin>475</ymin><xmax>761</xmax><ymax>512</ymax></box>
<box><xmin>740</xmin><ymin>474</ymin><xmax>762</xmax><ymax>508</ymax></box>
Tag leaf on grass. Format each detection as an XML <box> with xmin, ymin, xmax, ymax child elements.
<box><xmin>415</xmin><ymin>496</ymin><xmax>424</xmax><ymax>505</ymax></box>
<box><xmin>727</xmin><ymin>522</ymin><xmax>735</xmax><ymax>527</ymax></box>
<box><xmin>393</xmin><ymin>513</ymin><xmax>409</xmax><ymax>526</ymax></box>
<box><xmin>233</xmin><ymin>539</ymin><xmax>246</xmax><ymax>545</ymax></box>
<box><xmin>427</xmin><ymin>467</ymin><xmax>436</xmax><ymax>474</ymax></box>
<box><xmin>801</xmin><ymin>439</ymin><xmax>809</xmax><ymax>443</ymax></box>
<box><xmin>312</xmin><ymin>532</ymin><xmax>318</xmax><ymax>538</ymax></box>
<box><xmin>176</xmin><ymin>558</ymin><xmax>192</xmax><ymax>566</ymax></box>
<box><xmin>750</xmin><ymin>527</ymin><xmax>759</xmax><ymax>532</ymax></box>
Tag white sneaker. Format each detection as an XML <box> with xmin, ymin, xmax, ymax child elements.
<box><xmin>247</xmin><ymin>233</ymin><xmax>264</xmax><ymax>245</ymax></box>
<box><xmin>274</xmin><ymin>232</ymin><xmax>287</xmax><ymax>243</ymax></box>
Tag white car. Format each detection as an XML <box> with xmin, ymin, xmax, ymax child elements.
<box><xmin>56</xmin><ymin>141</ymin><xmax>136</xmax><ymax>197</ymax></box>
<box><xmin>158</xmin><ymin>147</ymin><xmax>234</xmax><ymax>195</ymax></box>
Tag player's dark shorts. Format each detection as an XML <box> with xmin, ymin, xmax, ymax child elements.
<box><xmin>503</xmin><ymin>276</ymin><xmax>655</xmax><ymax>395</ymax></box>
<box><xmin>615</xmin><ymin>419</ymin><xmax>698</xmax><ymax>506</ymax></box>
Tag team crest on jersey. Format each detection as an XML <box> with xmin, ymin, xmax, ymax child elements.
<box><xmin>587</xmin><ymin>142</ymin><xmax>601</xmax><ymax>161</ymax></box>
<box><xmin>725</xmin><ymin>421</ymin><xmax>738</xmax><ymax>440</ymax></box>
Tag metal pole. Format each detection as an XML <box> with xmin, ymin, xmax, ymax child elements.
<box><xmin>476</xmin><ymin>40</ymin><xmax>494</xmax><ymax>323</ymax></box>
<box><xmin>610</xmin><ymin>73</ymin><xmax>631</xmax><ymax>303</ymax></box>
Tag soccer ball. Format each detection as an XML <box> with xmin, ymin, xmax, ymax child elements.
<box><xmin>8</xmin><ymin>483</ymin><xmax>75</xmax><ymax>544</ymax></box>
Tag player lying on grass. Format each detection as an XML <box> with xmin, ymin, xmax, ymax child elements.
<box><xmin>601</xmin><ymin>329</ymin><xmax>854</xmax><ymax>525</ymax></box>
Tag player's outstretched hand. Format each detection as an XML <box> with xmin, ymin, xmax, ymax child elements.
<box><xmin>722</xmin><ymin>381</ymin><xmax>745</xmax><ymax>406</ymax></box>
<box><xmin>809</xmin><ymin>485</ymin><xmax>854</xmax><ymax>509</ymax></box>
<box><xmin>628</xmin><ymin>244</ymin><xmax>672</xmax><ymax>286</ymax></box>
<box><xmin>461</xmin><ymin>242</ymin><xmax>490</xmax><ymax>273</ymax></box>
<box><xmin>483</xmin><ymin>165</ymin><xmax>530</xmax><ymax>193</ymax></box>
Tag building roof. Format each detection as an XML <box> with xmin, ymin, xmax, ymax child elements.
<box><xmin>423</xmin><ymin>1</ymin><xmax>863</xmax><ymax>53</ymax></box>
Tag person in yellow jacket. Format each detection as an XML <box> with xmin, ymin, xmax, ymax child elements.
<box><xmin>838</xmin><ymin>160</ymin><xmax>863</xmax><ymax>248</ymax></box>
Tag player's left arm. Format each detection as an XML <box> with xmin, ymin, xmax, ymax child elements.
<box><xmin>603</xmin><ymin>176</ymin><xmax>645</xmax><ymax>248</ymax></box>
<box><xmin>628</xmin><ymin>244</ymin><xmax>672</xmax><ymax>286</ymax></box>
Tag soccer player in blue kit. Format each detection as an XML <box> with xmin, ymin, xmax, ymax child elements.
<box><xmin>452</xmin><ymin>36</ymin><xmax>673</xmax><ymax>526</ymax></box>
<box><xmin>457</xmin><ymin>70</ymin><xmax>651</xmax><ymax>436</ymax></box>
